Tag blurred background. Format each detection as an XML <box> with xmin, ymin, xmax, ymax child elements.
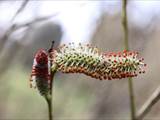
<box><xmin>0</xmin><ymin>0</ymin><xmax>160</xmax><ymax>119</ymax></box>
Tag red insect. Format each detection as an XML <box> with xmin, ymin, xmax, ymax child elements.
<box><xmin>30</xmin><ymin>49</ymin><xmax>51</xmax><ymax>88</ymax></box>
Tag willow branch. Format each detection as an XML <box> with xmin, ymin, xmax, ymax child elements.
<box><xmin>122</xmin><ymin>0</ymin><xmax>136</xmax><ymax>119</ymax></box>
<box><xmin>136</xmin><ymin>86</ymin><xmax>160</xmax><ymax>120</ymax></box>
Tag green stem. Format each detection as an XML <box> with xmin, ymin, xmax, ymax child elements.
<box><xmin>46</xmin><ymin>68</ymin><xmax>55</xmax><ymax>120</ymax></box>
<box><xmin>122</xmin><ymin>0</ymin><xmax>136</xmax><ymax>119</ymax></box>
<box><xmin>46</xmin><ymin>95</ymin><xmax>53</xmax><ymax>120</ymax></box>
<box><xmin>128</xmin><ymin>77</ymin><xmax>136</xmax><ymax>120</ymax></box>
<box><xmin>45</xmin><ymin>41</ymin><xmax>56</xmax><ymax>120</ymax></box>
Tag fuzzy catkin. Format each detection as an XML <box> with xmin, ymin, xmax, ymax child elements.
<box><xmin>51</xmin><ymin>43</ymin><xmax>146</xmax><ymax>80</ymax></box>
<box><xmin>30</xmin><ymin>49</ymin><xmax>51</xmax><ymax>96</ymax></box>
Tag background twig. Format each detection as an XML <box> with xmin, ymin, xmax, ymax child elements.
<box><xmin>11</xmin><ymin>0</ymin><xmax>29</xmax><ymax>21</ymax></box>
<box><xmin>122</xmin><ymin>0</ymin><xmax>136</xmax><ymax>119</ymax></box>
<box><xmin>136</xmin><ymin>86</ymin><xmax>160</xmax><ymax>120</ymax></box>
<box><xmin>0</xmin><ymin>14</ymin><xmax>58</xmax><ymax>54</ymax></box>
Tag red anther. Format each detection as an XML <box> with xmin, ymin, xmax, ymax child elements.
<box><xmin>99</xmin><ymin>76</ymin><xmax>102</xmax><ymax>80</ymax></box>
<box><xmin>123</xmin><ymin>50</ymin><xmax>126</xmax><ymax>53</ymax></box>
<box><xmin>129</xmin><ymin>52</ymin><xmax>132</xmax><ymax>55</ymax></box>
<box><xmin>108</xmin><ymin>54</ymin><xmax>112</xmax><ymax>57</ymax></box>
<box><xmin>123</xmin><ymin>54</ymin><xmax>127</xmax><ymax>57</ymax></box>
<box><xmin>123</xmin><ymin>50</ymin><xmax>127</xmax><ymax>53</ymax></box>
<box><xmin>144</xmin><ymin>64</ymin><xmax>147</xmax><ymax>67</ymax></box>
<box><xmin>108</xmin><ymin>77</ymin><xmax>111</xmax><ymax>80</ymax></box>
<box><xmin>112</xmin><ymin>76</ymin><xmax>115</xmax><ymax>79</ymax></box>
<box><xmin>121</xmin><ymin>74</ymin><xmax>125</xmax><ymax>78</ymax></box>
<box><xmin>114</xmin><ymin>54</ymin><xmax>117</xmax><ymax>57</ymax></box>
<box><xmin>118</xmin><ymin>52</ymin><xmax>121</xmax><ymax>55</ymax></box>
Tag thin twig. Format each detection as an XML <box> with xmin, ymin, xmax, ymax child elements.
<box><xmin>11</xmin><ymin>0</ymin><xmax>29</xmax><ymax>21</ymax></box>
<box><xmin>13</xmin><ymin>14</ymin><xmax>58</xmax><ymax>31</ymax></box>
<box><xmin>136</xmin><ymin>86</ymin><xmax>160</xmax><ymax>120</ymax></box>
<box><xmin>122</xmin><ymin>0</ymin><xmax>136</xmax><ymax>119</ymax></box>
<box><xmin>0</xmin><ymin>14</ymin><xmax>58</xmax><ymax>54</ymax></box>
<box><xmin>122</xmin><ymin>0</ymin><xmax>129</xmax><ymax>51</ymax></box>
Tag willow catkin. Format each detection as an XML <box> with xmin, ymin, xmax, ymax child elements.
<box><xmin>51</xmin><ymin>43</ymin><xmax>146</xmax><ymax>80</ymax></box>
<box><xmin>30</xmin><ymin>49</ymin><xmax>51</xmax><ymax>96</ymax></box>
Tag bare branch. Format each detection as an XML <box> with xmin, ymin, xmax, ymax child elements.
<box><xmin>13</xmin><ymin>13</ymin><xmax>58</xmax><ymax>30</ymax></box>
<box><xmin>0</xmin><ymin>13</ymin><xmax>58</xmax><ymax>54</ymax></box>
<box><xmin>11</xmin><ymin>0</ymin><xmax>29</xmax><ymax>21</ymax></box>
<box><xmin>136</xmin><ymin>86</ymin><xmax>160</xmax><ymax>120</ymax></box>
<box><xmin>0</xmin><ymin>1</ymin><xmax>86</xmax><ymax>54</ymax></box>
